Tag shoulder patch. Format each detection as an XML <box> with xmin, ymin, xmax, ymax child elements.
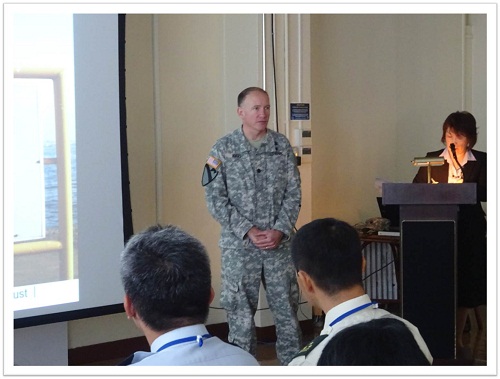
<box><xmin>202</xmin><ymin>156</ymin><xmax>222</xmax><ymax>187</ymax></box>
<box><xmin>292</xmin><ymin>334</ymin><xmax>328</xmax><ymax>359</ymax></box>
<box><xmin>206</xmin><ymin>155</ymin><xmax>221</xmax><ymax>170</ymax></box>
<box><xmin>201</xmin><ymin>164</ymin><xmax>218</xmax><ymax>187</ymax></box>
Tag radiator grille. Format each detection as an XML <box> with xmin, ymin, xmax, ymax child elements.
<box><xmin>362</xmin><ymin>242</ymin><xmax>398</xmax><ymax>300</ymax></box>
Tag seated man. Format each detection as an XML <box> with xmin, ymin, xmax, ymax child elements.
<box><xmin>119</xmin><ymin>224</ymin><xmax>259</xmax><ymax>366</ymax></box>
<box><xmin>318</xmin><ymin>317</ymin><xmax>431</xmax><ymax>365</ymax></box>
<box><xmin>288</xmin><ymin>217</ymin><xmax>432</xmax><ymax>366</ymax></box>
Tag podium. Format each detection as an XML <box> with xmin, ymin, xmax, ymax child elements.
<box><xmin>382</xmin><ymin>183</ymin><xmax>476</xmax><ymax>360</ymax></box>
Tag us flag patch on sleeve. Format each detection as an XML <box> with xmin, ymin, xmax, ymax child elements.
<box><xmin>206</xmin><ymin>156</ymin><xmax>221</xmax><ymax>169</ymax></box>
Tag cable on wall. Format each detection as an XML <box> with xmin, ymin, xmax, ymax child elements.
<box><xmin>271</xmin><ymin>14</ymin><xmax>279</xmax><ymax>133</ymax></box>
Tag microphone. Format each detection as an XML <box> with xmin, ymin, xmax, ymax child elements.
<box><xmin>450</xmin><ymin>143</ymin><xmax>464</xmax><ymax>171</ymax></box>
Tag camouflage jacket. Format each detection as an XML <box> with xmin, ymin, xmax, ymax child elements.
<box><xmin>203</xmin><ymin>127</ymin><xmax>301</xmax><ymax>249</ymax></box>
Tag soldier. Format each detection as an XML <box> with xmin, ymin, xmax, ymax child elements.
<box><xmin>202</xmin><ymin>87</ymin><xmax>302</xmax><ymax>365</ymax></box>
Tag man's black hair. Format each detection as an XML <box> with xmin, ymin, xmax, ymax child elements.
<box><xmin>291</xmin><ymin>218</ymin><xmax>363</xmax><ymax>294</ymax></box>
<box><xmin>120</xmin><ymin>224</ymin><xmax>212</xmax><ymax>332</ymax></box>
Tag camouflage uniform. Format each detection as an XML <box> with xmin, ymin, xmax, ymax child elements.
<box><xmin>203</xmin><ymin>127</ymin><xmax>302</xmax><ymax>365</ymax></box>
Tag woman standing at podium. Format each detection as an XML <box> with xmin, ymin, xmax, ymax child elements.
<box><xmin>412</xmin><ymin>111</ymin><xmax>486</xmax><ymax>355</ymax></box>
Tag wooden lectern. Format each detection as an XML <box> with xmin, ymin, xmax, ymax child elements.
<box><xmin>382</xmin><ymin>183</ymin><xmax>476</xmax><ymax>360</ymax></box>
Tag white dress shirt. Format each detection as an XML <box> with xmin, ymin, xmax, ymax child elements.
<box><xmin>288</xmin><ymin>294</ymin><xmax>433</xmax><ymax>366</ymax></box>
<box><xmin>127</xmin><ymin>324</ymin><xmax>259</xmax><ymax>366</ymax></box>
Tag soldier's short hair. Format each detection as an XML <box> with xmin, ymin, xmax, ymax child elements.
<box><xmin>237</xmin><ymin>87</ymin><xmax>268</xmax><ymax>107</ymax></box>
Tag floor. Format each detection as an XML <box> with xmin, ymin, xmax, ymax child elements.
<box><xmin>460</xmin><ymin>305</ymin><xmax>487</xmax><ymax>366</ymax></box>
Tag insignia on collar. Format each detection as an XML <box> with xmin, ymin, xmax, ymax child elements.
<box><xmin>292</xmin><ymin>334</ymin><xmax>328</xmax><ymax>359</ymax></box>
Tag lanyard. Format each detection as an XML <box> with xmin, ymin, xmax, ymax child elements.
<box><xmin>156</xmin><ymin>333</ymin><xmax>212</xmax><ymax>353</ymax></box>
<box><xmin>329</xmin><ymin>302</ymin><xmax>377</xmax><ymax>327</ymax></box>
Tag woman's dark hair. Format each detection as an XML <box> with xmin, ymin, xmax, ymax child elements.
<box><xmin>441</xmin><ymin>111</ymin><xmax>477</xmax><ymax>148</ymax></box>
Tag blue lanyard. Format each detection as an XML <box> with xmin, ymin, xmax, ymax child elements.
<box><xmin>156</xmin><ymin>333</ymin><xmax>212</xmax><ymax>353</ymax></box>
<box><xmin>329</xmin><ymin>302</ymin><xmax>377</xmax><ymax>327</ymax></box>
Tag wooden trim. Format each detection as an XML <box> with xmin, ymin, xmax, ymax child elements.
<box><xmin>68</xmin><ymin>320</ymin><xmax>313</xmax><ymax>365</ymax></box>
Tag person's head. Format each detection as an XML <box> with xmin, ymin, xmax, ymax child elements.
<box><xmin>237</xmin><ymin>87</ymin><xmax>270</xmax><ymax>140</ymax></box>
<box><xmin>291</xmin><ymin>218</ymin><xmax>364</xmax><ymax>303</ymax></box>
<box><xmin>120</xmin><ymin>224</ymin><xmax>213</xmax><ymax>333</ymax></box>
<box><xmin>441</xmin><ymin>111</ymin><xmax>477</xmax><ymax>155</ymax></box>
<box><xmin>318</xmin><ymin>317</ymin><xmax>430</xmax><ymax>366</ymax></box>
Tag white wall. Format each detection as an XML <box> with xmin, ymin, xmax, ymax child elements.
<box><xmin>67</xmin><ymin>13</ymin><xmax>487</xmax><ymax>350</ymax></box>
<box><xmin>469</xmin><ymin>14</ymin><xmax>487</xmax><ymax>153</ymax></box>
<box><xmin>310</xmin><ymin>14</ymin><xmax>486</xmax><ymax>224</ymax></box>
<box><xmin>15</xmin><ymin>323</ymin><xmax>68</xmax><ymax>365</ymax></box>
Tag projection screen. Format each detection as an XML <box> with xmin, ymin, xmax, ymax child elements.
<box><xmin>8</xmin><ymin>11</ymin><xmax>133</xmax><ymax>328</ymax></box>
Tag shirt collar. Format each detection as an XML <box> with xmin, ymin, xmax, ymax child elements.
<box><xmin>440</xmin><ymin>148</ymin><xmax>476</xmax><ymax>164</ymax></box>
<box><xmin>150</xmin><ymin>324</ymin><xmax>209</xmax><ymax>353</ymax></box>
<box><xmin>321</xmin><ymin>294</ymin><xmax>372</xmax><ymax>335</ymax></box>
<box><xmin>237</xmin><ymin>126</ymin><xmax>274</xmax><ymax>151</ymax></box>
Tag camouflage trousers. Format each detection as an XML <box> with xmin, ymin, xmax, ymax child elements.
<box><xmin>220</xmin><ymin>247</ymin><xmax>302</xmax><ymax>365</ymax></box>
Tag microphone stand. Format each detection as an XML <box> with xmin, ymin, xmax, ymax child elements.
<box><xmin>450</xmin><ymin>144</ymin><xmax>464</xmax><ymax>178</ymax></box>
